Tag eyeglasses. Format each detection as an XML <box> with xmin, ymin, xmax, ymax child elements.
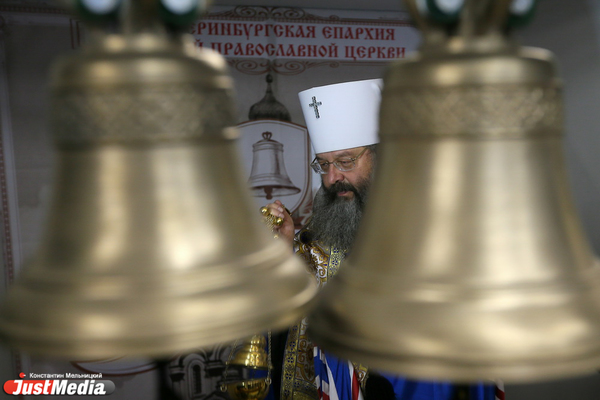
<box><xmin>310</xmin><ymin>147</ymin><xmax>369</xmax><ymax>174</ymax></box>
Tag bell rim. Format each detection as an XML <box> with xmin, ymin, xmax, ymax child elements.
<box><xmin>307</xmin><ymin>261</ymin><xmax>600</xmax><ymax>383</ymax></box>
<box><xmin>0</xmin><ymin>252</ymin><xmax>317</xmax><ymax>358</ymax></box>
<box><xmin>0</xmin><ymin>295</ymin><xmax>313</xmax><ymax>359</ymax></box>
<box><xmin>307</xmin><ymin>330</ymin><xmax>600</xmax><ymax>383</ymax></box>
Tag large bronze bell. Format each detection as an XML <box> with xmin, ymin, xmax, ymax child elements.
<box><xmin>309</xmin><ymin>0</ymin><xmax>600</xmax><ymax>383</ymax></box>
<box><xmin>0</xmin><ymin>0</ymin><xmax>316</xmax><ymax>358</ymax></box>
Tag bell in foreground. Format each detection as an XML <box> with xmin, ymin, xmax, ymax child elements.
<box><xmin>0</xmin><ymin>0</ymin><xmax>316</xmax><ymax>358</ymax></box>
<box><xmin>308</xmin><ymin>0</ymin><xmax>600</xmax><ymax>383</ymax></box>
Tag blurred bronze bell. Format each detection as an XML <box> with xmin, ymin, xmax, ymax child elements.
<box><xmin>223</xmin><ymin>334</ymin><xmax>272</xmax><ymax>400</ymax></box>
<box><xmin>247</xmin><ymin>132</ymin><xmax>301</xmax><ymax>200</ymax></box>
<box><xmin>0</xmin><ymin>0</ymin><xmax>316</xmax><ymax>358</ymax></box>
<box><xmin>309</xmin><ymin>0</ymin><xmax>600</xmax><ymax>383</ymax></box>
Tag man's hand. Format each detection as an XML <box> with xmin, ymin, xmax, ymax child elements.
<box><xmin>262</xmin><ymin>200</ymin><xmax>295</xmax><ymax>244</ymax></box>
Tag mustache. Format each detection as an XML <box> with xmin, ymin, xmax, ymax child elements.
<box><xmin>323</xmin><ymin>181</ymin><xmax>359</xmax><ymax>197</ymax></box>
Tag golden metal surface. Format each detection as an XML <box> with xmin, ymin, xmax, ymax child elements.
<box><xmin>261</xmin><ymin>207</ymin><xmax>284</xmax><ymax>228</ymax></box>
<box><xmin>226</xmin><ymin>379</ymin><xmax>271</xmax><ymax>400</ymax></box>
<box><xmin>223</xmin><ymin>334</ymin><xmax>272</xmax><ymax>400</ymax></box>
<box><xmin>230</xmin><ymin>334</ymin><xmax>269</xmax><ymax>368</ymax></box>
<box><xmin>309</xmin><ymin>0</ymin><xmax>600</xmax><ymax>383</ymax></box>
<box><xmin>0</xmin><ymin>1</ymin><xmax>316</xmax><ymax>358</ymax></box>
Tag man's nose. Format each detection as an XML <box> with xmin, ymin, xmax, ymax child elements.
<box><xmin>324</xmin><ymin>165</ymin><xmax>344</xmax><ymax>186</ymax></box>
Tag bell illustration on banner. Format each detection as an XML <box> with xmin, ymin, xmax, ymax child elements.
<box><xmin>248</xmin><ymin>132</ymin><xmax>301</xmax><ymax>200</ymax></box>
<box><xmin>0</xmin><ymin>0</ymin><xmax>316</xmax><ymax>358</ymax></box>
<box><xmin>221</xmin><ymin>333</ymin><xmax>272</xmax><ymax>400</ymax></box>
<box><xmin>309</xmin><ymin>0</ymin><xmax>600</xmax><ymax>383</ymax></box>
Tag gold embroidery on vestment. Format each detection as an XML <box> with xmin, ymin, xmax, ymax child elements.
<box><xmin>283</xmin><ymin>231</ymin><xmax>368</xmax><ymax>398</ymax></box>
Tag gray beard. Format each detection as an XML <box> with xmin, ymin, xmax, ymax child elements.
<box><xmin>306</xmin><ymin>179</ymin><xmax>370</xmax><ymax>252</ymax></box>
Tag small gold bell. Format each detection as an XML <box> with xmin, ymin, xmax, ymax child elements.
<box><xmin>260</xmin><ymin>207</ymin><xmax>284</xmax><ymax>228</ymax></box>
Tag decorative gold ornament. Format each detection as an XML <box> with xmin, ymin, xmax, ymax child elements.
<box><xmin>221</xmin><ymin>333</ymin><xmax>272</xmax><ymax>400</ymax></box>
<box><xmin>226</xmin><ymin>379</ymin><xmax>271</xmax><ymax>400</ymax></box>
<box><xmin>260</xmin><ymin>206</ymin><xmax>284</xmax><ymax>228</ymax></box>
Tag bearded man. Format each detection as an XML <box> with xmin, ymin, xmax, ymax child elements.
<box><xmin>264</xmin><ymin>79</ymin><xmax>497</xmax><ymax>400</ymax></box>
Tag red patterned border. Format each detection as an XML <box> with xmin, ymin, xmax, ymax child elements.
<box><xmin>0</xmin><ymin>5</ymin><xmax>410</xmax><ymax>27</ymax></box>
<box><xmin>206</xmin><ymin>6</ymin><xmax>412</xmax><ymax>27</ymax></box>
<box><xmin>0</xmin><ymin>32</ymin><xmax>19</xmax><ymax>378</ymax></box>
<box><xmin>228</xmin><ymin>58</ymin><xmax>387</xmax><ymax>76</ymax></box>
<box><xmin>0</xmin><ymin>136</ymin><xmax>14</xmax><ymax>287</ymax></box>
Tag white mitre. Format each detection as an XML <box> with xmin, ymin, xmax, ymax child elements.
<box><xmin>298</xmin><ymin>79</ymin><xmax>382</xmax><ymax>154</ymax></box>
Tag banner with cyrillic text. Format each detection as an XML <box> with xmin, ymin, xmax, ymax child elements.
<box><xmin>192</xmin><ymin>6</ymin><xmax>420</xmax><ymax>63</ymax></box>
